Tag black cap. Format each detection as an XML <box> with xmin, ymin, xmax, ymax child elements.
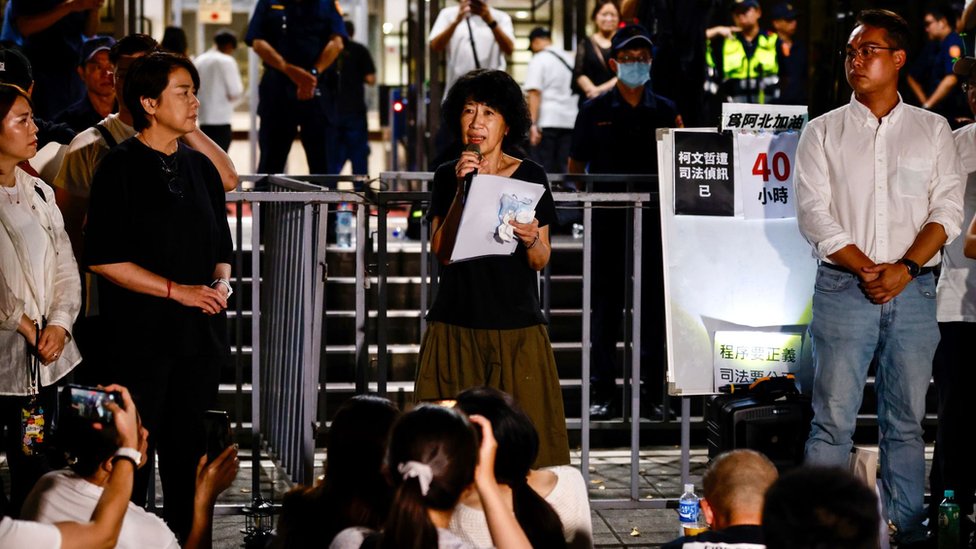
<box><xmin>732</xmin><ymin>0</ymin><xmax>760</xmax><ymax>12</ymax></box>
<box><xmin>0</xmin><ymin>47</ymin><xmax>33</xmax><ymax>92</ymax></box>
<box><xmin>611</xmin><ymin>24</ymin><xmax>654</xmax><ymax>53</ymax></box>
<box><xmin>770</xmin><ymin>2</ymin><xmax>797</xmax><ymax>20</ymax></box>
<box><xmin>528</xmin><ymin>27</ymin><xmax>551</xmax><ymax>50</ymax></box>
<box><xmin>79</xmin><ymin>35</ymin><xmax>116</xmax><ymax>66</ymax></box>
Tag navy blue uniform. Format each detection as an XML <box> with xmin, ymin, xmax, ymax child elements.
<box><xmin>245</xmin><ymin>0</ymin><xmax>347</xmax><ymax>174</ymax></box>
<box><xmin>570</xmin><ymin>85</ymin><xmax>681</xmax><ymax>412</ymax></box>
<box><xmin>910</xmin><ymin>31</ymin><xmax>967</xmax><ymax>121</ymax></box>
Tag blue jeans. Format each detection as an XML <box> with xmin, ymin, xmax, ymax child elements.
<box><xmin>804</xmin><ymin>265</ymin><xmax>939</xmax><ymax>543</ymax></box>
<box><xmin>327</xmin><ymin>112</ymin><xmax>370</xmax><ymax>175</ymax></box>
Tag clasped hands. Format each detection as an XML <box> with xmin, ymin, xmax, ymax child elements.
<box><xmin>171</xmin><ymin>283</ymin><xmax>230</xmax><ymax>316</ymax></box>
<box><xmin>858</xmin><ymin>262</ymin><xmax>913</xmax><ymax>304</ymax></box>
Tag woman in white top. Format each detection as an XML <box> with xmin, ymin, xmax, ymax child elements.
<box><xmin>0</xmin><ymin>83</ymin><xmax>82</xmax><ymax>512</ymax></box>
<box><xmin>450</xmin><ymin>387</ymin><xmax>593</xmax><ymax>549</ymax></box>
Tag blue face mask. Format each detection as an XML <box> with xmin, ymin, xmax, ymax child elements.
<box><xmin>617</xmin><ymin>61</ymin><xmax>651</xmax><ymax>89</ymax></box>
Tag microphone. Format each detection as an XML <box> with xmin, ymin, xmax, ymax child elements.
<box><xmin>463</xmin><ymin>143</ymin><xmax>481</xmax><ymax>202</ymax></box>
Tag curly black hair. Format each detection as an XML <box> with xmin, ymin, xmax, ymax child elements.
<box><xmin>441</xmin><ymin>69</ymin><xmax>531</xmax><ymax>156</ymax></box>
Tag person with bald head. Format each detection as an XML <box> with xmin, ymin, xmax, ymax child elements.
<box><xmin>662</xmin><ymin>449</ymin><xmax>777</xmax><ymax>549</ymax></box>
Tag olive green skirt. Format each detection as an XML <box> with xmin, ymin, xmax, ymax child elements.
<box><xmin>415</xmin><ymin>321</ymin><xmax>570</xmax><ymax>467</ymax></box>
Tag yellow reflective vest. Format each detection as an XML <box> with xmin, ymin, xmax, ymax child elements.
<box><xmin>706</xmin><ymin>31</ymin><xmax>780</xmax><ymax>103</ymax></box>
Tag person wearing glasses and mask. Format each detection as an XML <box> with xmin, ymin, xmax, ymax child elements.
<box><xmin>567</xmin><ymin>24</ymin><xmax>683</xmax><ymax>420</ymax></box>
<box><xmin>83</xmin><ymin>51</ymin><xmax>233</xmax><ymax>544</ymax></box>
<box><xmin>794</xmin><ymin>10</ymin><xmax>964</xmax><ymax>548</ymax></box>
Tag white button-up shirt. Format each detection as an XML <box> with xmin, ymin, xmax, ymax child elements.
<box><xmin>794</xmin><ymin>94</ymin><xmax>965</xmax><ymax>267</ymax></box>
<box><xmin>193</xmin><ymin>47</ymin><xmax>244</xmax><ymax>126</ymax></box>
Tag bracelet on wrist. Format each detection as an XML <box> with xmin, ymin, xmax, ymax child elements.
<box><xmin>525</xmin><ymin>234</ymin><xmax>540</xmax><ymax>249</ymax></box>
<box><xmin>166</xmin><ymin>279</ymin><xmax>172</xmax><ymax>299</ymax></box>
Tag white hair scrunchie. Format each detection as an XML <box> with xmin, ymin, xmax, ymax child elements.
<box><xmin>397</xmin><ymin>461</ymin><xmax>434</xmax><ymax>496</ymax></box>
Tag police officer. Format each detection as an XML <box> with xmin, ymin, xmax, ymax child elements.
<box><xmin>567</xmin><ymin>24</ymin><xmax>683</xmax><ymax>419</ymax></box>
<box><xmin>245</xmin><ymin>0</ymin><xmax>347</xmax><ymax>174</ymax></box>
<box><xmin>705</xmin><ymin>0</ymin><xmax>779</xmax><ymax>105</ymax></box>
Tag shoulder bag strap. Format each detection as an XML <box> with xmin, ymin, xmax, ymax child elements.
<box><xmin>94</xmin><ymin>123</ymin><xmax>117</xmax><ymax>149</ymax></box>
<box><xmin>465</xmin><ymin>17</ymin><xmax>482</xmax><ymax>69</ymax></box>
<box><xmin>546</xmin><ymin>49</ymin><xmax>574</xmax><ymax>72</ymax></box>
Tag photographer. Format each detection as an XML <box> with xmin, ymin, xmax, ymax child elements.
<box><xmin>21</xmin><ymin>388</ymin><xmax>238</xmax><ymax>549</ymax></box>
<box><xmin>0</xmin><ymin>384</ymin><xmax>136</xmax><ymax>549</ymax></box>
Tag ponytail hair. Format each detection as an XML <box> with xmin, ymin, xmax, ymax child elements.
<box><xmin>456</xmin><ymin>387</ymin><xmax>567</xmax><ymax>549</ymax></box>
<box><xmin>380</xmin><ymin>405</ymin><xmax>478</xmax><ymax>549</ymax></box>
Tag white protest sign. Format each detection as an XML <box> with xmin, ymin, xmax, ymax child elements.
<box><xmin>721</xmin><ymin>103</ymin><xmax>808</xmax><ymax>132</ymax></box>
<box><xmin>713</xmin><ymin>330</ymin><xmax>803</xmax><ymax>389</ymax></box>
<box><xmin>737</xmin><ymin>132</ymin><xmax>800</xmax><ymax>219</ymax></box>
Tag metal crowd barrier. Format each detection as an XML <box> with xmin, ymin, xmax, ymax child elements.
<box><xmin>228</xmin><ymin>174</ymin><xmax>369</xmax><ymax>491</ymax></box>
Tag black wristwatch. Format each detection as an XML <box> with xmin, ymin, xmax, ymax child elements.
<box><xmin>899</xmin><ymin>258</ymin><xmax>921</xmax><ymax>279</ymax></box>
<box><xmin>487</xmin><ymin>19</ymin><xmax>498</xmax><ymax>29</ymax></box>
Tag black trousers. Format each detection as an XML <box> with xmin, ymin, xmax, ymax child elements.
<box><xmin>0</xmin><ymin>384</ymin><xmax>60</xmax><ymax>518</ymax></box>
<box><xmin>589</xmin><ymin>206</ymin><xmax>666</xmax><ymax>404</ymax></box>
<box><xmin>929</xmin><ymin>321</ymin><xmax>976</xmax><ymax>545</ymax></box>
<box><xmin>530</xmin><ymin>128</ymin><xmax>573</xmax><ymax>175</ymax></box>
<box><xmin>257</xmin><ymin>72</ymin><xmax>332</xmax><ymax>175</ymax></box>
<box><xmin>102</xmin><ymin>352</ymin><xmax>222</xmax><ymax>542</ymax></box>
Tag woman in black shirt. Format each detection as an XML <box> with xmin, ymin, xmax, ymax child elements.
<box><xmin>416</xmin><ymin>69</ymin><xmax>569</xmax><ymax>467</ymax></box>
<box><xmin>84</xmin><ymin>52</ymin><xmax>233</xmax><ymax>542</ymax></box>
<box><xmin>573</xmin><ymin>0</ymin><xmax>620</xmax><ymax>104</ymax></box>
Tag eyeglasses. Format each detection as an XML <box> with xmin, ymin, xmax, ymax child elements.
<box><xmin>843</xmin><ymin>45</ymin><xmax>899</xmax><ymax>61</ymax></box>
<box><xmin>963</xmin><ymin>82</ymin><xmax>976</xmax><ymax>93</ymax></box>
<box><xmin>157</xmin><ymin>154</ymin><xmax>184</xmax><ymax>198</ymax></box>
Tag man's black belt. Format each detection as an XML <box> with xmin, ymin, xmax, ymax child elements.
<box><xmin>819</xmin><ymin>261</ymin><xmax>934</xmax><ymax>276</ymax></box>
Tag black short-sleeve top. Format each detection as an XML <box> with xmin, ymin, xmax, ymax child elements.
<box><xmin>425</xmin><ymin>159</ymin><xmax>557</xmax><ymax>330</ymax></box>
<box><xmin>84</xmin><ymin>137</ymin><xmax>233</xmax><ymax>356</ymax></box>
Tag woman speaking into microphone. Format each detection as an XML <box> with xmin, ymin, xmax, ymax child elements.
<box><xmin>415</xmin><ymin>69</ymin><xmax>569</xmax><ymax>467</ymax></box>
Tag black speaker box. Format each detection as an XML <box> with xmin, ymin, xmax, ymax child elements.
<box><xmin>705</xmin><ymin>392</ymin><xmax>813</xmax><ymax>471</ymax></box>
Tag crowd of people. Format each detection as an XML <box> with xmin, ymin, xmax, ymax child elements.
<box><xmin>2</xmin><ymin>0</ymin><xmax>976</xmax><ymax>548</ymax></box>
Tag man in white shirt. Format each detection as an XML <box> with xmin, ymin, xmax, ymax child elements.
<box><xmin>21</xmin><ymin>402</ymin><xmax>238</xmax><ymax>549</ymax></box>
<box><xmin>524</xmin><ymin>27</ymin><xmax>578</xmax><ymax>175</ymax></box>
<box><xmin>793</xmin><ymin>9</ymin><xmax>964</xmax><ymax>547</ymax></box>
<box><xmin>193</xmin><ymin>30</ymin><xmax>244</xmax><ymax>152</ymax></box>
<box><xmin>429</xmin><ymin>0</ymin><xmax>514</xmax><ymax>166</ymax></box>
<box><xmin>430</xmin><ymin>0</ymin><xmax>514</xmax><ymax>96</ymax></box>
<box><xmin>1</xmin><ymin>384</ymin><xmax>141</xmax><ymax>549</ymax></box>
<box><xmin>927</xmin><ymin>56</ymin><xmax>976</xmax><ymax>548</ymax></box>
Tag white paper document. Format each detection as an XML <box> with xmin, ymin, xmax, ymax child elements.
<box><xmin>449</xmin><ymin>174</ymin><xmax>546</xmax><ymax>263</ymax></box>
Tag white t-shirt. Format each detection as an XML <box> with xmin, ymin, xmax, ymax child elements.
<box><xmin>53</xmin><ymin>113</ymin><xmax>135</xmax><ymax>199</ymax></box>
<box><xmin>21</xmin><ymin>469</ymin><xmax>181</xmax><ymax>549</ymax></box>
<box><xmin>449</xmin><ymin>465</ymin><xmax>593</xmax><ymax>549</ymax></box>
<box><xmin>429</xmin><ymin>6</ymin><xmax>514</xmax><ymax>95</ymax></box>
<box><xmin>940</xmin><ymin>122</ymin><xmax>976</xmax><ymax>322</ymax></box>
<box><xmin>524</xmin><ymin>47</ymin><xmax>579</xmax><ymax>130</ymax></box>
<box><xmin>0</xmin><ymin>516</ymin><xmax>62</xmax><ymax>548</ymax></box>
<box><xmin>194</xmin><ymin>47</ymin><xmax>244</xmax><ymax>126</ymax></box>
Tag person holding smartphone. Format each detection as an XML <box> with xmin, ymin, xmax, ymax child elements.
<box><xmin>0</xmin><ymin>384</ymin><xmax>138</xmax><ymax>549</ymax></box>
<box><xmin>428</xmin><ymin>0</ymin><xmax>515</xmax><ymax>166</ymax></box>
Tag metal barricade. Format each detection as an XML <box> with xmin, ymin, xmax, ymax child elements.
<box><xmin>227</xmin><ymin>175</ymin><xmax>369</xmax><ymax>491</ymax></box>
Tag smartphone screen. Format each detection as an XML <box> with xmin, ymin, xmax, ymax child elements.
<box><xmin>66</xmin><ymin>385</ymin><xmax>121</xmax><ymax>423</ymax></box>
<box><xmin>203</xmin><ymin>410</ymin><xmax>232</xmax><ymax>463</ymax></box>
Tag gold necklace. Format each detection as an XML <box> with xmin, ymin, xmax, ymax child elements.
<box><xmin>0</xmin><ymin>184</ymin><xmax>18</xmax><ymax>205</ymax></box>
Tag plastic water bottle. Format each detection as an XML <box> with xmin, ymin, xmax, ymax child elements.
<box><xmin>938</xmin><ymin>489</ymin><xmax>960</xmax><ymax>549</ymax></box>
<box><xmin>678</xmin><ymin>483</ymin><xmax>700</xmax><ymax>537</ymax></box>
<box><xmin>336</xmin><ymin>204</ymin><xmax>354</xmax><ymax>248</ymax></box>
